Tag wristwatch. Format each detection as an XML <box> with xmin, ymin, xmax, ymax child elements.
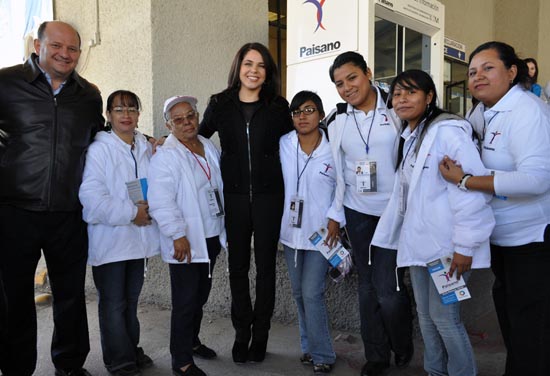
<box><xmin>457</xmin><ymin>174</ymin><xmax>473</xmax><ymax>192</ymax></box>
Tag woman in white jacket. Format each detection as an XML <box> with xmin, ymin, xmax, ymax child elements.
<box><xmin>372</xmin><ymin>70</ymin><xmax>495</xmax><ymax>376</ymax></box>
<box><xmin>440</xmin><ymin>42</ymin><xmax>550</xmax><ymax>376</ymax></box>
<box><xmin>148</xmin><ymin>96</ymin><xmax>225</xmax><ymax>376</ymax></box>
<box><xmin>279</xmin><ymin>91</ymin><xmax>344</xmax><ymax>374</ymax></box>
<box><xmin>79</xmin><ymin>90</ymin><xmax>160</xmax><ymax>376</ymax></box>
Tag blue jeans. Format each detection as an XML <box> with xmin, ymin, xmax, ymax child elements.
<box><xmin>283</xmin><ymin>246</ymin><xmax>336</xmax><ymax>365</ymax></box>
<box><xmin>409</xmin><ymin>266</ymin><xmax>476</xmax><ymax>376</ymax></box>
<box><xmin>344</xmin><ymin>207</ymin><xmax>413</xmax><ymax>363</ymax></box>
<box><xmin>92</xmin><ymin>259</ymin><xmax>145</xmax><ymax>372</ymax></box>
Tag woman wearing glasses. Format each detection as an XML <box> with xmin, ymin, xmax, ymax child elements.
<box><xmin>279</xmin><ymin>91</ymin><xmax>342</xmax><ymax>374</ymax></box>
<box><xmin>148</xmin><ymin>96</ymin><xmax>224</xmax><ymax>376</ymax></box>
<box><xmin>199</xmin><ymin>43</ymin><xmax>293</xmax><ymax>363</ymax></box>
<box><xmin>79</xmin><ymin>90</ymin><xmax>159</xmax><ymax>376</ymax></box>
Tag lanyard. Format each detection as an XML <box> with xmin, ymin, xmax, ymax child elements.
<box><xmin>295</xmin><ymin>133</ymin><xmax>321</xmax><ymax>193</ymax></box>
<box><xmin>129</xmin><ymin>139</ymin><xmax>138</xmax><ymax>178</ymax></box>
<box><xmin>481</xmin><ymin>111</ymin><xmax>499</xmax><ymax>142</ymax></box>
<box><xmin>352</xmin><ymin>107</ymin><xmax>376</xmax><ymax>155</ymax></box>
<box><xmin>183</xmin><ymin>143</ymin><xmax>212</xmax><ymax>184</ymax></box>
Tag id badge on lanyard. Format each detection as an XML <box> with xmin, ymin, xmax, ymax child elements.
<box><xmin>289</xmin><ymin>195</ymin><xmax>304</xmax><ymax>228</ymax></box>
<box><xmin>206</xmin><ymin>186</ymin><xmax>224</xmax><ymax>217</ymax></box>
<box><xmin>355</xmin><ymin>160</ymin><xmax>377</xmax><ymax>193</ymax></box>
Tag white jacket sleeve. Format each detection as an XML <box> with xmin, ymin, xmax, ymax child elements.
<box><xmin>79</xmin><ymin>144</ymin><xmax>138</xmax><ymax>226</ymax></box>
<box><xmin>147</xmin><ymin>151</ymin><xmax>187</xmax><ymax>241</ymax></box>
<box><xmin>493</xmin><ymin>109</ymin><xmax>550</xmax><ymax>197</ymax></box>
<box><xmin>439</xmin><ymin>125</ymin><xmax>495</xmax><ymax>256</ymax></box>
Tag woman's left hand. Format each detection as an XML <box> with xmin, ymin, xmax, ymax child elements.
<box><xmin>325</xmin><ymin>219</ymin><xmax>340</xmax><ymax>248</ymax></box>
<box><xmin>439</xmin><ymin>155</ymin><xmax>464</xmax><ymax>185</ymax></box>
<box><xmin>449</xmin><ymin>252</ymin><xmax>472</xmax><ymax>280</ymax></box>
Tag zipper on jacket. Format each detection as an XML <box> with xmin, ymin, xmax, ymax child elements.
<box><xmin>47</xmin><ymin>96</ymin><xmax>58</xmax><ymax>208</ymax></box>
<box><xmin>130</xmin><ymin>141</ymin><xmax>138</xmax><ymax>179</ymax></box>
<box><xmin>246</xmin><ymin>121</ymin><xmax>253</xmax><ymax>203</ymax></box>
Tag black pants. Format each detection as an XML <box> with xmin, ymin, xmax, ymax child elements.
<box><xmin>225</xmin><ymin>193</ymin><xmax>283</xmax><ymax>344</ymax></box>
<box><xmin>169</xmin><ymin>237</ymin><xmax>220</xmax><ymax>369</ymax></box>
<box><xmin>0</xmin><ymin>205</ymin><xmax>90</xmax><ymax>375</ymax></box>
<box><xmin>491</xmin><ymin>225</ymin><xmax>550</xmax><ymax>376</ymax></box>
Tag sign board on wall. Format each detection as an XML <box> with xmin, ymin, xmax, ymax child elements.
<box><xmin>375</xmin><ymin>0</ymin><xmax>442</xmax><ymax>28</ymax></box>
<box><xmin>287</xmin><ymin>0</ymin><xmax>358</xmax><ymax>65</ymax></box>
<box><xmin>444</xmin><ymin>37</ymin><xmax>466</xmax><ymax>62</ymax></box>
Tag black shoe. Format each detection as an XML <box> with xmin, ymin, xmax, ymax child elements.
<box><xmin>395</xmin><ymin>349</ymin><xmax>413</xmax><ymax>368</ymax></box>
<box><xmin>193</xmin><ymin>344</ymin><xmax>217</xmax><ymax>359</ymax></box>
<box><xmin>136</xmin><ymin>347</ymin><xmax>154</xmax><ymax>369</ymax></box>
<box><xmin>248</xmin><ymin>340</ymin><xmax>267</xmax><ymax>362</ymax></box>
<box><xmin>232</xmin><ymin>341</ymin><xmax>249</xmax><ymax>363</ymax></box>
<box><xmin>172</xmin><ymin>364</ymin><xmax>206</xmax><ymax>376</ymax></box>
<box><xmin>55</xmin><ymin>368</ymin><xmax>93</xmax><ymax>376</ymax></box>
<box><xmin>360</xmin><ymin>361</ymin><xmax>389</xmax><ymax>376</ymax></box>
<box><xmin>313</xmin><ymin>363</ymin><xmax>333</xmax><ymax>374</ymax></box>
<box><xmin>108</xmin><ymin>365</ymin><xmax>141</xmax><ymax>376</ymax></box>
<box><xmin>300</xmin><ymin>353</ymin><xmax>313</xmax><ymax>365</ymax></box>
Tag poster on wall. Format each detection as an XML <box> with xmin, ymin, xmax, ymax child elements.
<box><xmin>287</xmin><ymin>0</ymin><xmax>359</xmax><ymax>65</ymax></box>
<box><xmin>375</xmin><ymin>0</ymin><xmax>443</xmax><ymax>28</ymax></box>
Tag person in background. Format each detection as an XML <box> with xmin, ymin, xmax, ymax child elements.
<box><xmin>199</xmin><ymin>42</ymin><xmax>293</xmax><ymax>363</ymax></box>
<box><xmin>149</xmin><ymin>96</ymin><xmax>224</xmax><ymax>376</ymax></box>
<box><xmin>440</xmin><ymin>41</ymin><xmax>550</xmax><ymax>376</ymax></box>
<box><xmin>0</xmin><ymin>20</ymin><xmax>104</xmax><ymax>376</ymax></box>
<box><xmin>79</xmin><ymin>90</ymin><xmax>160</xmax><ymax>376</ymax></box>
<box><xmin>326</xmin><ymin>51</ymin><xmax>413</xmax><ymax>376</ymax></box>
<box><xmin>373</xmin><ymin>69</ymin><xmax>494</xmax><ymax>376</ymax></box>
<box><xmin>280</xmin><ymin>90</ymin><xmax>342</xmax><ymax>375</ymax></box>
<box><xmin>524</xmin><ymin>57</ymin><xmax>543</xmax><ymax>98</ymax></box>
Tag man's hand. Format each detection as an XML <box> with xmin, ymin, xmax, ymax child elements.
<box><xmin>173</xmin><ymin>236</ymin><xmax>191</xmax><ymax>263</ymax></box>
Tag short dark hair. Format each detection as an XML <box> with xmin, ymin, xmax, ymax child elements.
<box><xmin>469</xmin><ymin>41</ymin><xmax>529</xmax><ymax>88</ymax></box>
<box><xmin>289</xmin><ymin>90</ymin><xmax>325</xmax><ymax>117</ymax></box>
<box><xmin>37</xmin><ymin>21</ymin><xmax>82</xmax><ymax>49</ymax></box>
<box><xmin>226</xmin><ymin>42</ymin><xmax>280</xmax><ymax>102</ymax></box>
<box><xmin>106</xmin><ymin>90</ymin><xmax>142</xmax><ymax>112</ymax></box>
<box><xmin>329</xmin><ymin>51</ymin><xmax>368</xmax><ymax>82</ymax></box>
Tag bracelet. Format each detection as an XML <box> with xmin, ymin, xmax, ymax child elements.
<box><xmin>457</xmin><ymin>174</ymin><xmax>473</xmax><ymax>192</ymax></box>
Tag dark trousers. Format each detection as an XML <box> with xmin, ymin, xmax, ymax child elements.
<box><xmin>224</xmin><ymin>193</ymin><xmax>283</xmax><ymax>344</ymax></box>
<box><xmin>0</xmin><ymin>205</ymin><xmax>89</xmax><ymax>376</ymax></box>
<box><xmin>491</xmin><ymin>225</ymin><xmax>550</xmax><ymax>376</ymax></box>
<box><xmin>169</xmin><ymin>237</ymin><xmax>220</xmax><ymax>369</ymax></box>
<box><xmin>92</xmin><ymin>259</ymin><xmax>145</xmax><ymax>371</ymax></box>
<box><xmin>344</xmin><ymin>207</ymin><xmax>414</xmax><ymax>363</ymax></box>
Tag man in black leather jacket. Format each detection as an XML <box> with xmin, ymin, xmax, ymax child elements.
<box><xmin>0</xmin><ymin>21</ymin><xmax>103</xmax><ymax>376</ymax></box>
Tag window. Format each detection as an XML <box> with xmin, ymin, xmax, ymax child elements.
<box><xmin>268</xmin><ymin>0</ymin><xmax>287</xmax><ymax>96</ymax></box>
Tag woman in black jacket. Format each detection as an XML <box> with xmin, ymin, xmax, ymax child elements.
<box><xmin>199</xmin><ymin>42</ymin><xmax>293</xmax><ymax>364</ymax></box>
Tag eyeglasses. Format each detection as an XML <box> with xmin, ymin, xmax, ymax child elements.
<box><xmin>291</xmin><ymin>107</ymin><xmax>317</xmax><ymax>118</ymax></box>
<box><xmin>170</xmin><ymin>111</ymin><xmax>198</xmax><ymax>126</ymax></box>
<box><xmin>112</xmin><ymin>107</ymin><xmax>139</xmax><ymax>115</ymax></box>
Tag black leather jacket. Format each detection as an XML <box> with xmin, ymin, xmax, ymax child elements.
<box><xmin>199</xmin><ymin>89</ymin><xmax>293</xmax><ymax>196</ymax></box>
<box><xmin>0</xmin><ymin>54</ymin><xmax>104</xmax><ymax>211</ymax></box>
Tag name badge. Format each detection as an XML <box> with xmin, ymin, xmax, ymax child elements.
<box><xmin>289</xmin><ymin>195</ymin><xmax>304</xmax><ymax>228</ymax></box>
<box><xmin>206</xmin><ymin>187</ymin><xmax>224</xmax><ymax>218</ymax></box>
<box><xmin>355</xmin><ymin>160</ymin><xmax>377</xmax><ymax>193</ymax></box>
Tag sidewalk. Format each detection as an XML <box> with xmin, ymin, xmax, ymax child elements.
<box><xmin>33</xmin><ymin>293</ymin><xmax>506</xmax><ymax>376</ymax></box>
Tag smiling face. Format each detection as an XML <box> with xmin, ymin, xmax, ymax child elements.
<box><xmin>239</xmin><ymin>49</ymin><xmax>266</xmax><ymax>96</ymax></box>
<box><xmin>468</xmin><ymin>48</ymin><xmax>517</xmax><ymax>108</ymax></box>
<box><xmin>332</xmin><ymin>62</ymin><xmax>375</xmax><ymax>112</ymax></box>
<box><xmin>107</xmin><ymin>94</ymin><xmax>140</xmax><ymax>140</ymax></box>
<box><xmin>292</xmin><ymin>100</ymin><xmax>324</xmax><ymax>136</ymax></box>
<box><xmin>392</xmin><ymin>82</ymin><xmax>433</xmax><ymax>130</ymax></box>
<box><xmin>166</xmin><ymin>102</ymin><xmax>199</xmax><ymax>143</ymax></box>
<box><xmin>34</xmin><ymin>22</ymin><xmax>81</xmax><ymax>83</ymax></box>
